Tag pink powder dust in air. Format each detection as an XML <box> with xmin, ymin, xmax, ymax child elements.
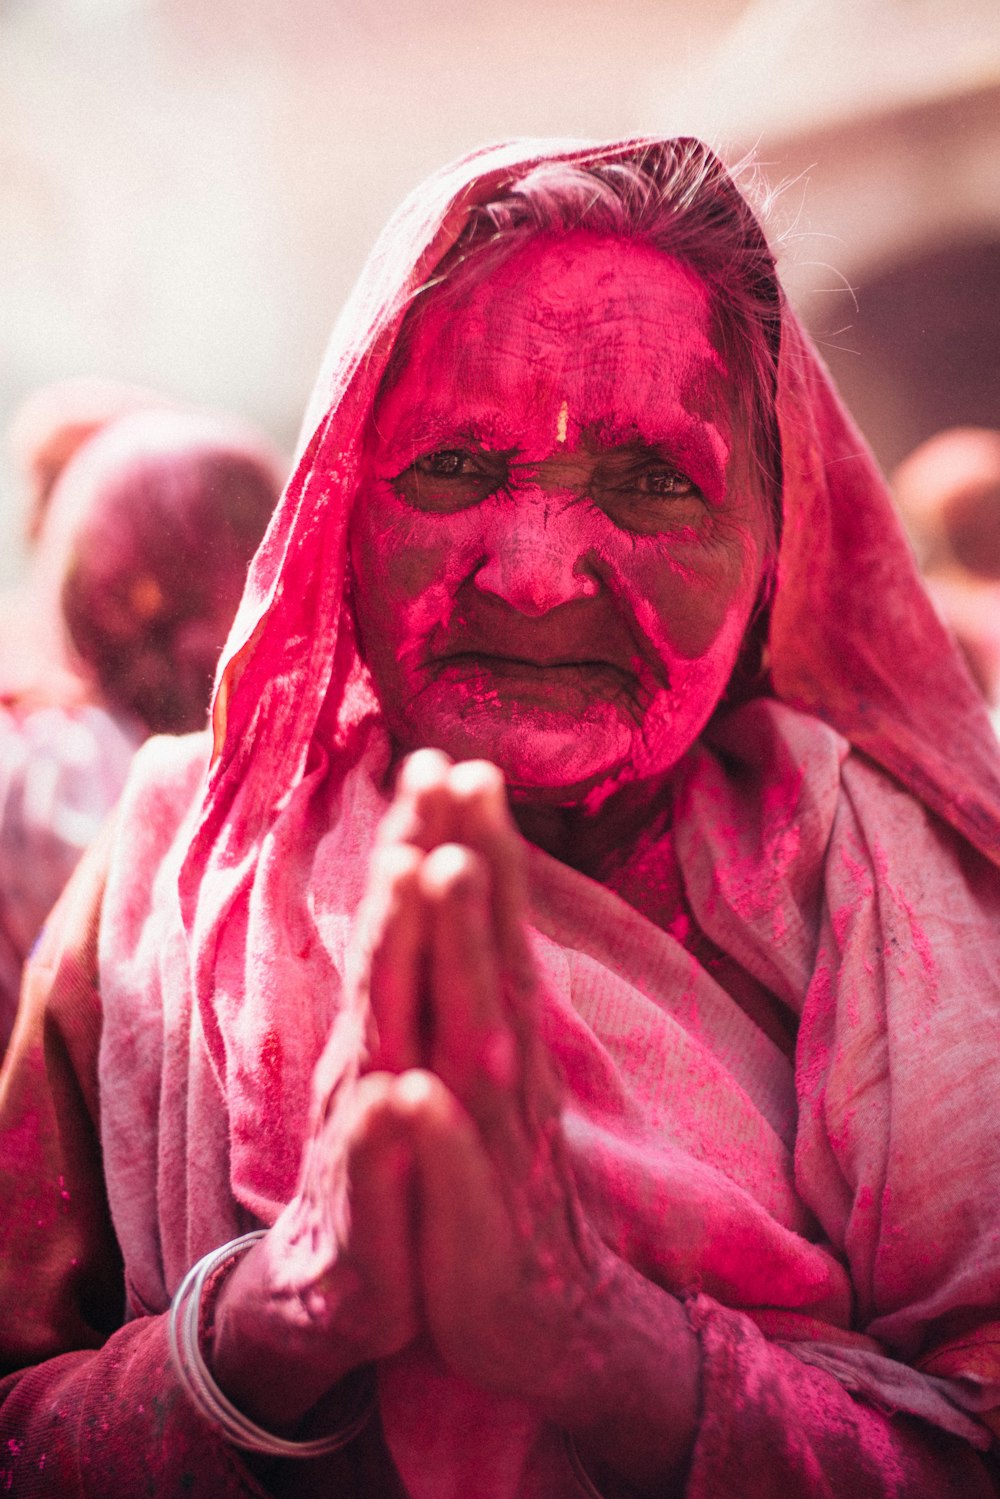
<box><xmin>349</xmin><ymin>231</ymin><xmax>771</xmax><ymax>809</ymax></box>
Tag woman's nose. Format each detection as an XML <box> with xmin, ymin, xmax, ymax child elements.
<box><xmin>473</xmin><ymin>491</ymin><xmax>599</xmax><ymax>616</ymax></box>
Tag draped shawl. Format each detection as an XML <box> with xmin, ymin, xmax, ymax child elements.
<box><xmin>97</xmin><ymin>138</ymin><xmax>1000</xmax><ymax>1496</ymax></box>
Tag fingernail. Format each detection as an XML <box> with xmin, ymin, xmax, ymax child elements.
<box><xmin>395</xmin><ymin>1070</ymin><xmax>435</xmax><ymax>1107</ymax></box>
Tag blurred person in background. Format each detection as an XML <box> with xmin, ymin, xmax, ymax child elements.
<box><xmin>0</xmin><ymin>401</ymin><xmax>284</xmax><ymax>1053</ymax></box>
<box><xmin>2</xmin><ymin>138</ymin><xmax>1000</xmax><ymax>1498</ymax></box>
<box><xmin>7</xmin><ymin>376</ymin><xmax>172</xmax><ymax>545</ymax></box>
<box><xmin>893</xmin><ymin>427</ymin><xmax>1000</xmax><ymax>727</ymax></box>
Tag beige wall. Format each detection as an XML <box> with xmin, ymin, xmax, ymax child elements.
<box><xmin>767</xmin><ymin>83</ymin><xmax>1000</xmax><ymax>472</ymax></box>
<box><xmin>0</xmin><ymin>0</ymin><xmax>740</xmax><ymax>584</ymax></box>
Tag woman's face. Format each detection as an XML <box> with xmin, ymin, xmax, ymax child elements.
<box><xmin>349</xmin><ymin>230</ymin><xmax>770</xmax><ymax>804</ymax></box>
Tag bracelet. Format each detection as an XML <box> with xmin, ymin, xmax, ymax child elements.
<box><xmin>168</xmin><ymin>1230</ymin><xmax>376</xmax><ymax>1458</ymax></box>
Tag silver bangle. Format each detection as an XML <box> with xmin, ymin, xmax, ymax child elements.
<box><xmin>168</xmin><ymin>1229</ymin><xmax>375</xmax><ymax>1458</ymax></box>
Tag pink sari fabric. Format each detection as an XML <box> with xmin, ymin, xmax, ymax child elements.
<box><xmin>97</xmin><ymin>139</ymin><xmax>1000</xmax><ymax>1493</ymax></box>
<box><xmin>0</xmin><ymin>701</ymin><xmax>138</xmax><ymax>1052</ymax></box>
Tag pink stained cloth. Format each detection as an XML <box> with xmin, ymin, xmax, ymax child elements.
<box><xmin>85</xmin><ymin>138</ymin><xmax>1000</xmax><ymax>1494</ymax></box>
<box><xmin>0</xmin><ymin>702</ymin><xmax>139</xmax><ymax>1053</ymax></box>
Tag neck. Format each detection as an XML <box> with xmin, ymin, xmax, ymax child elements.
<box><xmin>510</xmin><ymin>773</ymin><xmax>672</xmax><ymax>878</ymax></box>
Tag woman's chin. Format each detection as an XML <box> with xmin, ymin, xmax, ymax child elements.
<box><xmin>401</xmin><ymin>709</ymin><xmax>634</xmax><ymax>803</ymax></box>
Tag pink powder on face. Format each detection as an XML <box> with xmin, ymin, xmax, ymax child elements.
<box><xmin>349</xmin><ymin>231</ymin><xmax>769</xmax><ymax>804</ymax></box>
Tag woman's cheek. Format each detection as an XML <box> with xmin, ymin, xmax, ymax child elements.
<box><xmin>641</xmin><ymin>532</ymin><xmax>761</xmax><ymax>662</ymax></box>
<box><xmin>594</xmin><ymin>539</ymin><xmax>721</xmax><ymax>667</ymax></box>
<box><xmin>381</xmin><ymin>515</ymin><xmax>483</xmax><ymax>646</ymax></box>
<box><xmin>384</xmin><ymin>534</ymin><xmax>446</xmax><ymax>605</ymax></box>
<box><xmin>353</xmin><ymin>491</ymin><xmax>436</xmax><ymax>602</ymax></box>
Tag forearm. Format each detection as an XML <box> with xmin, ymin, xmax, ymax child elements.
<box><xmin>0</xmin><ymin>1316</ymin><xmax>270</xmax><ymax>1499</ymax></box>
<box><xmin>534</xmin><ymin>1255</ymin><xmax>700</xmax><ymax>1497</ymax></box>
<box><xmin>684</xmin><ymin>1296</ymin><xmax>998</xmax><ymax>1499</ymax></box>
<box><xmin>540</xmin><ymin>1269</ymin><xmax>998</xmax><ymax>1499</ymax></box>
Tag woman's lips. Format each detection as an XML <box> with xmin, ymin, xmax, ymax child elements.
<box><xmin>430</xmin><ymin>652</ymin><xmax>646</xmax><ymax>712</ymax></box>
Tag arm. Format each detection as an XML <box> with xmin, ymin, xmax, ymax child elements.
<box><xmin>681</xmin><ymin>1296</ymin><xmax>999</xmax><ymax>1499</ymax></box>
<box><xmin>54</xmin><ymin>757</ymin><xmax>996</xmax><ymax>1498</ymax></box>
<box><xmin>0</xmin><ymin>823</ymin><xmax>273</xmax><ymax>1498</ymax></box>
<box><xmin>336</xmin><ymin>752</ymin><xmax>1000</xmax><ymax>1499</ymax></box>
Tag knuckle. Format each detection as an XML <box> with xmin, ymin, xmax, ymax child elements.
<box><xmin>379</xmin><ymin>840</ymin><xmax>424</xmax><ymax>893</ymax></box>
<box><xmin>350</xmin><ymin>1085</ymin><xmax>401</xmax><ymax>1152</ymax></box>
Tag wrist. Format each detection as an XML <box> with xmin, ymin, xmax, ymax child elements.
<box><xmin>169</xmin><ymin>1232</ymin><xmax>376</xmax><ymax>1459</ymax></box>
<box><xmin>208</xmin><ymin>1234</ymin><xmax>363</xmax><ymax>1434</ymax></box>
<box><xmin>542</xmin><ymin>1255</ymin><xmax>701</xmax><ymax>1497</ymax></box>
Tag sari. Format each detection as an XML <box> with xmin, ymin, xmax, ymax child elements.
<box><xmin>3</xmin><ymin>137</ymin><xmax>1000</xmax><ymax>1498</ymax></box>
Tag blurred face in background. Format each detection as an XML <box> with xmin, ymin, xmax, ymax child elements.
<box><xmin>893</xmin><ymin>427</ymin><xmax>1000</xmax><ymax>705</ymax></box>
<box><xmin>54</xmin><ymin>426</ymin><xmax>280</xmax><ymax>735</ymax></box>
<box><xmin>62</xmin><ymin>538</ymin><xmax>248</xmax><ymax>734</ymax></box>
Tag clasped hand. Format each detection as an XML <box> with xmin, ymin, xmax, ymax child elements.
<box><xmin>209</xmin><ymin>752</ymin><xmax>700</xmax><ymax>1493</ymax></box>
<box><xmin>213</xmin><ymin>750</ymin><xmax>607</xmax><ymax>1433</ymax></box>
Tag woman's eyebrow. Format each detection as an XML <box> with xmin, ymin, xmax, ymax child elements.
<box><xmin>580</xmin><ymin>420</ymin><xmax>732</xmax><ymax>488</ymax></box>
<box><xmin>378</xmin><ymin>408</ymin><xmax>511</xmax><ymax>450</ymax></box>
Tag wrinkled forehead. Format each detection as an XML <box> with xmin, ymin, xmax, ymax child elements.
<box><xmin>374</xmin><ymin>230</ymin><xmax>733</xmax><ymax>441</ymax></box>
<box><xmin>434</xmin><ymin>228</ymin><xmax>714</xmax><ymax>324</ymax></box>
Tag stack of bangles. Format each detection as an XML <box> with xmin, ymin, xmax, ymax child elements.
<box><xmin>168</xmin><ymin>1230</ymin><xmax>376</xmax><ymax>1458</ymax></box>
<box><xmin>170</xmin><ymin>1230</ymin><xmax>608</xmax><ymax>1492</ymax></box>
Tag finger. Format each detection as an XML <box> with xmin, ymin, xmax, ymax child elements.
<box><xmin>397</xmin><ymin>1070</ymin><xmax>588</xmax><ymax>1286</ymax></box>
<box><xmin>443</xmin><ymin>762</ymin><xmax>537</xmax><ymax>1029</ymax></box>
<box><xmin>344</xmin><ymin>1073</ymin><xmax>418</xmax><ymax>1256</ymax></box>
<box><xmin>291</xmin><ymin>1071</ymin><xmax>422</xmax><ymax>1357</ymax></box>
<box><xmin>420</xmin><ymin>843</ymin><xmax>520</xmax><ymax>1131</ymax></box>
<box><xmin>396</xmin><ymin>1068</ymin><xmax>601</xmax><ymax>1400</ymax></box>
<box><xmin>393</xmin><ymin>1068</ymin><xmax>505</xmax><ymax>1300</ymax></box>
<box><xmin>361</xmin><ymin>842</ymin><xmax>427</xmax><ymax>1072</ymax></box>
<box><xmin>377</xmin><ymin>748</ymin><xmax>455</xmax><ymax>853</ymax></box>
<box><xmin>445</xmin><ymin>761</ymin><xmax>529</xmax><ymax>935</ymax></box>
<box><xmin>441</xmin><ymin>765</ymin><xmax>562</xmax><ymax>1128</ymax></box>
<box><xmin>304</xmin><ymin>1073</ymin><xmax>415</xmax><ymax>1249</ymax></box>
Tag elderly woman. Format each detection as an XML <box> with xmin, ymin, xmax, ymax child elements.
<box><xmin>2</xmin><ymin>138</ymin><xmax>1000</xmax><ymax>1498</ymax></box>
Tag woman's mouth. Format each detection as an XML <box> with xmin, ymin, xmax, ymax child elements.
<box><xmin>430</xmin><ymin>651</ymin><xmax>649</xmax><ymax>715</ymax></box>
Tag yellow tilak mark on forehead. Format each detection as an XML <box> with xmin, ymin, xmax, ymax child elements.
<box><xmin>556</xmin><ymin>399</ymin><xmax>569</xmax><ymax>445</ymax></box>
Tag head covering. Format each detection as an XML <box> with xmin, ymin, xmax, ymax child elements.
<box><xmin>8</xmin><ymin>377</ymin><xmax>171</xmax><ymax>544</ymax></box>
<box><xmin>98</xmin><ymin>139</ymin><xmax>1000</xmax><ymax>1494</ymax></box>
<box><xmin>0</xmin><ymin>406</ymin><xmax>285</xmax><ymax>732</ymax></box>
<box><xmin>197</xmin><ymin>138</ymin><xmax>1000</xmax><ymax>890</ymax></box>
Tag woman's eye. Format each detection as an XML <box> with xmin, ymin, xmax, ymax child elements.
<box><xmin>393</xmin><ymin>447</ymin><xmax>507</xmax><ymax>513</ymax></box>
<box><xmin>415</xmin><ymin>449</ymin><xmax>476</xmax><ymax>478</ymax></box>
<box><xmin>636</xmin><ymin>465</ymin><xmax>700</xmax><ymax>499</ymax></box>
<box><xmin>591</xmin><ymin>454</ymin><xmax>706</xmax><ymax>535</ymax></box>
